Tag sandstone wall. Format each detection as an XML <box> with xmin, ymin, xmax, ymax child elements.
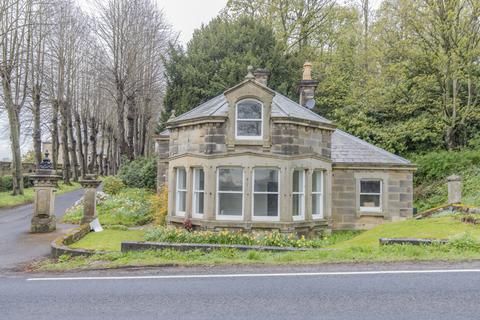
<box><xmin>271</xmin><ymin>123</ymin><xmax>331</xmax><ymax>158</ymax></box>
<box><xmin>331</xmin><ymin>168</ymin><xmax>413</xmax><ymax>230</ymax></box>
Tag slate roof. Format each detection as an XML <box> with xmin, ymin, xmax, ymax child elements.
<box><xmin>169</xmin><ymin>89</ymin><xmax>331</xmax><ymax>125</ymax></box>
<box><xmin>331</xmin><ymin>129</ymin><xmax>411</xmax><ymax>165</ymax></box>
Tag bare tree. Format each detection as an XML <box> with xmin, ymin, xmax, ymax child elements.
<box><xmin>0</xmin><ymin>0</ymin><xmax>34</xmax><ymax>195</ymax></box>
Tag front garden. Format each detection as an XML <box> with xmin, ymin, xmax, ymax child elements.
<box><xmin>33</xmin><ymin>154</ymin><xmax>480</xmax><ymax>271</ymax></box>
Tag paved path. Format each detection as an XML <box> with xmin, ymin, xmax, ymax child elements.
<box><xmin>0</xmin><ymin>189</ymin><xmax>84</xmax><ymax>271</ymax></box>
<box><xmin>2</xmin><ymin>262</ymin><xmax>480</xmax><ymax>319</ymax></box>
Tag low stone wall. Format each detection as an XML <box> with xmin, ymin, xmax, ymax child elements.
<box><xmin>51</xmin><ymin>224</ymin><xmax>107</xmax><ymax>258</ymax></box>
<box><xmin>379</xmin><ymin>238</ymin><xmax>449</xmax><ymax>246</ymax></box>
<box><xmin>121</xmin><ymin>241</ymin><xmax>315</xmax><ymax>253</ymax></box>
<box><xmin>415</xmin><ymin>204</ymin><xmax>480</xmax><ymax>219</ymax></box>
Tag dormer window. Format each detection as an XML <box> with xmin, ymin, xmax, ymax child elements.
<box><xmin>235</xmin><ymin>99</ymin><xmax>263</xmax><ymax>139</ymax></box>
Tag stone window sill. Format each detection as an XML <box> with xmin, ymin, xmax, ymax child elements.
<box><xmin>357</xmin><ymin>211</ymin><xmax>385</xmax><ymax>218</ymax></box>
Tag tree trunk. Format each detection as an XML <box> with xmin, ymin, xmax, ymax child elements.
<box><xmin>59</xmin><ymin>99</ymin><xmax>71</xmax><ymax>184</ymax></box>
<box><xmin>52</xmin><ymin>100</ymin><xmax>60</xmax><ymax>170</ymax></box>
<box><xmin>126</xmin><ymin>94</ymin><xmax>135</xmax><ymax>160</ymax></box>
<box><xmin>66</xmin><ymin>102</ymin><xmax>78</xmax><ymax>181</ymax></box>
<box><xmin>74</xmin><ymin>110</ymin><xmax>86</xmax><ymax>178</ymax></box>
<box><xmin>32</xmin><ymin>85</ymin><xmax>42</xmax><ymax>167</ymax></box>
<box><xmin>82</xmin><ymin>112</ymin><xmax>89</xmax><ymax>173</ymax></box>
<box><xmin>89</xmin><ymin>116</ymin><xmax>98</xmax><ymax>174</ymax></box>
<box><xmin>4</xmin><ymin>100</ymin><xmax>24</xmax><ymax>195</ymax></box>
<box><xmin>116</xmin><ymin>82</ymin><xmax>127</xmax><ymax>157</ymax></box>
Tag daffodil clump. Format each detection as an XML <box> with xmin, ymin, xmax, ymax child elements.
<box><xmin>144</xmin><ymin>227</ymin><xmax>327</xmax><ymax>248</ymax></box>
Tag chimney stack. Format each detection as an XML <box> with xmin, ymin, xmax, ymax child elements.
<box><xmin>298</xmin><ymin>62</ymin><xmax>318</xmax><ymax>108</ymax></box>
<box><xmin>253</xmin><ymin>68</ymin><xmax>269</xmax><ymax>86</ymax></box>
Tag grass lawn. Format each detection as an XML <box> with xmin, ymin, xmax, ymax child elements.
<box><xmin>332</xmin><ymin>216</ymin><xmax>480</xmax><ymax>248</ymax></box>
<box><xmin>33</xmin><ymin>215</ymin><xmax>480</xmax><ymax>271</ymax></box>
<box><xmin>0</xmin><ymin>182</ymin><xmax>81</xmax><ymax>209</ymax></box>
<box><xmin>70</xmin><ymin>229</ymin><xmax>146</xmax><ymax>251</ymax></box>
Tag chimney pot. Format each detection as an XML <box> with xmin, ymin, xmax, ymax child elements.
<box><xmin>302</xmin><ymin>62</ymin><xmax>313</xmax><ymax>80</ymax></box>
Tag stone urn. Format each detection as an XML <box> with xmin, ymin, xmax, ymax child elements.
<box><xmin>30</xmin><ymin>151</ymin><xmax>61</xmax><ymax>233</ymax></box>
<box><xmin>78</xmin><ymin>174</ymin><xmax>102</xmax><ymax>224</ymax></box>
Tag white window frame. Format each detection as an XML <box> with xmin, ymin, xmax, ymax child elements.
<box><xmin>175</xmin><ymin>167</ymin><xmax>187</xmax><ymax>217</ymax></box>
<box><xmin>292</xmin><ymin>169</ymin><xmax>305</xmax><ymax>221</ymax></box>
<box><xmin>235</xmin><ymin>99</ymin><xmax>263</xmax><ymax>140</ymax></box>
<box><xmin>252</xmin><ymin>168</ymin><xmax>280</xmax><ymax>221</ymax></box>
<box><xmin>359</xmin><ymin>179</ymin><xmax>382</xmax><ymax>213</ymax></box>
<box><xmin>216</xmin><ymin>167</ymin><xmax>244</xmax><ymax>221</ymax></box>
<box><xmin>312</xmin><ymin>170</ymin><xmax>324</xmax><ymax>219</ymax></box>
<box><xmin>192</xmin><ymin>168</ymin><xmax>205</xmax><ymax>218</ymax></box>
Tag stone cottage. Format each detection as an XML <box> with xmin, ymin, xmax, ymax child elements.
<box><xmin>156</xmin><ymin>63</ymin><xmax>415</xmax><ymax>233</ymax></box>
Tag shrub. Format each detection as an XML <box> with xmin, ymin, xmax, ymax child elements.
<box><xmin>0</xmin><ymin>175</ymin><xmax>33</xmax><ymax>192</ymax></box>
<box><xmin>411</xmin><ymin>149</ymin><xmax>480</xmax><ymax>185</ymax></box>
<box><xmin>118</xmin><ymin>157</ymin><xmax>157</xmax><ymax>190</ymax></box>
<box><xmin>151</xmin><ymin>186</ymin><xmax>168</xmax><ymax>226</ymax></box>
<box><xmin>63</xmin><ymin>188</ymin><xmax>154</xmax><ymax>226</ymax></box>
<box><xmin>0</xmin><ymin>176</ymin><xmax>13</xmax><ymax>192</ymax></box>
<box><xmin>103</xmin><ymin>176</ymin><xmax>125</xmax><ymax>195</ymax></box>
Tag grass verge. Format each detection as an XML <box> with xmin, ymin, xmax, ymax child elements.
<box><xmin>32</xmin><ymin>215</ymin><xmax>480</xmax><ymax>271</ymax></box>
<box><xmin>0</xmin><ymin>182</ymin><xmax>81</xmax><ymax>209</ymax></box>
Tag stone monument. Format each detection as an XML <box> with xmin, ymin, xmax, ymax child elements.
<box><xmin>447</xmin><ymin>174</ymin><xmax>462</xmax><ymax>204</ymax></box>
<box><xmin>79</xmin><ymin>174</ymin><xmax>102</xmax><ymax>224</ymax></box>
<box><xmin>30</xmin><ymin>151</ymin><xmax>61</xmax><ymax>233</ymax></box>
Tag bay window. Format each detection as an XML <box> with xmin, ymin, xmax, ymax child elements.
<box><xmin>312</xmin><ymin>170</ymin><xmax>324</xmax><ymax>219</ymax></box>
<box><xmin>252</xmin><ymin>168</ymin><xmax>279</xmax><ymax>220</ymax></box>
<box><xmin>359</xmin><ymin>180</ymin><xmax>382</xmax><ymax>212</ymax></box>
<box><xmin>176</xmin><ymin>168</ymin><xmax>187</xmax><ymax>216</ymax></box>
<box><xmin>292</xmin><ymin>169</ymin><xmax>305</xmax><ymax>220</ymax></box>
<box><xmin>236</xmin><ymin>99</ymin><xmax>263</xmax><ymax>139</ymax></box>
<box><xmin>217</xmin><ymin>167</ymin><xmax>243</xmax><ymax>219</ymax></box>
<box><xmin>192</xmin><ymin>168</ymin><xmax>204</xmax><ymax>217</ymax></box>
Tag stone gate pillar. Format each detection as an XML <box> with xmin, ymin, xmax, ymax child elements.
<box><xmin>30</xmin><ymin>152</ymin><xmax>61</xmax><ymax>233</ymax></box>
<box><xmin>447</xmin><ymin>174</ymin><xmax>462</xmax><ymax>204</ymax></box>
<box><xmin>79</xmin><ymin>174</ymin><xmax>102</xmax><ymax>224</ymax></box>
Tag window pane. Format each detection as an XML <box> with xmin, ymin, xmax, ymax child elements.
<box><xmin>360</xmin><ymin>194</ymin><xmax>380</xmax><ymax>208</ymax></box>
<box><xmin>194</xmin><ymin>169</ymin><xmax>204</xmax><ymax>190</ymax></box>
<box><xmin>218</xmin><ymin>168</ymin><xmax>243</xmax><ymax>191</ymax></box>
<box><xmin>361</xmin><ymin>180</ymin><xmax>380</xmax><ymax>193</ymax></box>
<box><xmin>313</xmin><ymin>171</ymin><xmax>322</xmax><ymax>192</ymax></box>
<box><xmin>218</xmin><ymin>193</ymin><xmax>242</xmax><ymax>216</ymax></box>
<box><xmin>254</xmin><ymin>169</ymin><xmax>278</xmax><ymax>192</ymax></box>
<box><xmin>194</xmin><ymin>192</ymin><xmax>204</xmax><ymax>214</ymax></box>
<box><xmin>293</xmin><ymin>170</ymin><xmax>304</xmax><ymax>192</ymax></box>
<box><xmin>313</xmin><ymin>194</ymin><xmax>322</xmax><ymax>216</ymax></box>
<box><xmin>237</xmin><ymin>101</ymin><xmax>262</xmax><ymax>119</ymax></box>
<box><xmin>177</xmin><ymin>168</ymin><xmax>186</xmax><ymax>189</ymax></box>
<box><xmin>178</xmin><ymin>191</ymin><xmax>186</xmax><ymax>212</ymax></box>
<box><xmin>237</xmin><ymin>121</ymin><xmax>261</xmax><ymax>136</ymax></box>
<box><xmin>292</xmin><ymin>194</ymin><xmax>303</xmax><ymax>216</ymax></box>
<box><xmin>254</xmin><ymin>194</ymin><xmax>278</xmax><ymax>217</ymax></box>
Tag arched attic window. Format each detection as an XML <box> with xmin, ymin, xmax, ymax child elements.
<box><xmin>235</xmin><ymin>99</ymin><xmax>263</xmax><ymax>140</ymax></box>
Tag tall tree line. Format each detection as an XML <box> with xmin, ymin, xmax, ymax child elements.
<box><xmin>0</xmin><ymin>0</ymin><xmax>173</xmax><ymax>195</ymax></box>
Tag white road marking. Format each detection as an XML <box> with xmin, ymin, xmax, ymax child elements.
<box><xmin>27</xmin><ymin>269</ymin><xmax>480</xmax><ymax>281</ymax></box>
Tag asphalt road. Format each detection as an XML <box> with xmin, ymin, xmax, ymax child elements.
<box><xmin>0</xmin><ymin>188</ymin><xmax>84</xmax><ymax>270</ymax></box>
<box><xmin>1</xmin><ymin>263</ymin><xmax>480</xmax><ymax>320</ymax></box>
